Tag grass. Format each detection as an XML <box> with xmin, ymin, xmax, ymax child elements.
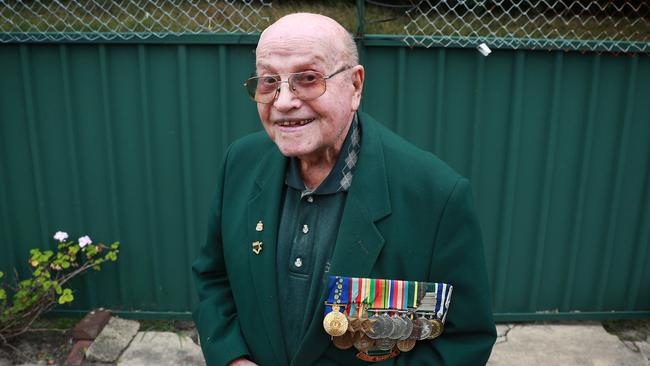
<box><xmin>0</xmin><ymin>0</ymin><xmax>648</xmax><ymax>42</ymax></box>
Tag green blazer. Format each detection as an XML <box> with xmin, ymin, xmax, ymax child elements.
<box><xmin>192</xmin><ymin>112</ymin><xmax>496</xmax><ymax>366</ymax></box>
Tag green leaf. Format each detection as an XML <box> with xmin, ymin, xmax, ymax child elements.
<box><xmin>105</xmin><ymin>252</ymin><xmax>118</xmax><ymax>262</ymax></box>
<box><xmin>57</xmin><ymin>288</ymin><xmax>74</xmax><ymax>304</ymax></box>
<box><xmin>0</xmin><ymin>289</ymin><xmax>6</xmax><ymax>300</ymax></box>
<box><xmin>39</xmin><ymin>250</ymin><xmax>54</xmax><ymax>263</ymax></box>
<box><xmin>0</xmin><ymin>271</ymin><xmax>4</xmax><ymax>279</ymax></box>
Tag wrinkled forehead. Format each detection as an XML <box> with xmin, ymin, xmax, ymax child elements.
<box><xmin>255</xmin><ymin>35</ymin><xmax>335</xmax><ymax>71</ymax></box>
<box><xmin>255</xmin><ymin>17</ymin><xmax>343</xmax><ymax>71</ymax></box>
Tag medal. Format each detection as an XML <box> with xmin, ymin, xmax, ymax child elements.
<box><xmin>388</xmin><ymin>315</ymin><xmax>404</xmax><ymax>340</ymax></box>
<box><xmin>365</xmin><ymin>314</ymin><xmax>386</xmax><ymax>339</ymax></box>
<box><xmin>324</xmin><ymin>304</ymin><xmax>348</xmax><ymax>337</ymax></box>
<box><xmin>397</xmin><ymin>339</ymin><xmax>416</xmax><ymax>352</ymax></box>
<box><xmin>333</xmin><ymin>331</ymin><xmax>355</xmax><ymax>350</ymax></box>
<box><xmin>416</xmin><ymin>317</ymin><xmax>432</xmax><ymax>340</ymax></box>
<box><xmin>428</xmin><ymin>318</ymin><xmax>444</xmax><ymax>339</ymax></box>
<box><xmin>348</xmin><ymin>315</ymin><xmax>361</xmax><ymax>332</ymax></box>
<box><xmin>353</xmin><ymin>332</ymin><xmax>374</xmax><ymax>352</ymax></box>
<box><xmin>408</xmin><ymin>317</ymin><xmax>423</xmax><ymax>340</ymax></box>
<box><xmin>376</xmin><ymin>337</ymin><xmax>397</xmax><ymax>351</ymax></box>
<box><xmin>397</xmin><ymin>315</ymin><xmax>413</xmax><ymax>340</ymax></box>
<box><xmin>323</xmin><ymin>276</ymin><xmax>454</xmax><ymax>358</ymax></box>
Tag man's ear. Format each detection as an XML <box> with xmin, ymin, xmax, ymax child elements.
<box><xmin>351</xmin><ymin>65</ymin><xmax>365</xmax><ymax>111</ymax></box>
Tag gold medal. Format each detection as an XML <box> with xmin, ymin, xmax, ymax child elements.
<box><xmin>323</xmin><ymin>305</ymin><xmax>348</xmax><ymax>337</ymax></box>
<box><xmin>332</xmin><ymin>331</ymin><xmax>355</xmax><ymax>350</ymax></box>
<box><xmin>428</xmin><ymin>319</ymin><xmax>443</xmax><ymax>339</ymax></box>
<box><xmin>397</xmin><ymin>339</ymin><xmax>416</xmax><ymax>352</ymax></box>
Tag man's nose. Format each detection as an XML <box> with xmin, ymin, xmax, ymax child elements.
<box><xmin>273</xmin><ymin>81</ymin><xmax>301</xmax><ymax>111</ymax></box>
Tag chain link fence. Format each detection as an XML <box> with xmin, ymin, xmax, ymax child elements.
<box><xmin>1</xmin><ymin>0</ymin><xmax>649</xmax><ymax>53</ymax></box>
<box><xmin>402</xmin><ymin>0</ymin><xmax>650</xmax><ymax>53</ymax></box>
<box><xmin>0</xmin><ymin>0</ymin><xmax>271</xmax><ymax>42</ymax></box>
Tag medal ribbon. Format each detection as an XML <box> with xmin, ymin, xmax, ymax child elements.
<box><xmin>412</xmin><ymin>281</ymin><xmax>418</xmax><ymax>309</ymax></box>
<box><xmin>324</xmin><ymin>276</ymin><xmax>453</xmax><ymax>320</ymax></box>
<box><xmin>372</xmin><ymin>278</ymin><xmax>383</xmax><ymax>310</ymax></box>
<box><xmin>349</xmin><ymin>276</ymin><xmax>359</xmax><ymax>316</ymax></box>
<box><xmin>443</xmin><ymin>285</ymin><xmax>453</xmax><ymax>323</ymax></box>
<box><xmin>324</xmin><ymin>276</ymin><xmax>350</xmax><ymax>315</ymax></box>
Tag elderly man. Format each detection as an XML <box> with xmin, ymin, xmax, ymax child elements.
<box><xmin>193</xmin><ymin>13</ymin><xmax>496</xmax><ymax>366</ymax></box>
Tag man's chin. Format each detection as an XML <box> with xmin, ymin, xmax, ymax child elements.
<box><xmin>278</xmin><ymin>147</ymin><xmax>310</xmax><ymax>158</ymax></box>
<box><xmin>275</xmin><ymin>142</ymin><xmax>317</xmax><ymax>159</ymax></box>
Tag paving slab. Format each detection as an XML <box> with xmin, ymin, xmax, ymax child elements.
<box><xmin>495</xmin><ymin>324</ymin><xmax>513</xmax><ymax>345</ymax></box>
<box><xmin>86</xmin><ymin>317</ymin><xmax>140</xmax><ymax>363</ymax></box>
<box><xmin>117</xmin><ymin>331</ymin><xmax>205</xmax><ymax>366</ymax></box>
<box><xmin>638</xmin><ymin>340</ymin><xmax>650</xmax><ymax>361</ymax></box>
<box><xmin>488</xmin><ymin>324</ymin><xmax>650</xmax><ymax>366</ymax></box>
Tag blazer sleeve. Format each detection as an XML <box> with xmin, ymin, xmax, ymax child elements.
<box><xmin>391</xmin><ymin>177</ymin><xmax>496</xmax><ymax>366</ymax></box>
<box><xmin>192</xmin><ymin>147</ymin><xmax>251</xmax><ymax>366</ymax></box>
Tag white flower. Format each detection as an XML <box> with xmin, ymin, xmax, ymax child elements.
<box><xmin>53</xmin><ymin>231</ymin><xmax>69</xmax><ymax>242</ymax></box>
<box><xmin>78</xmin><ymin>235</ymin><xmax>92</xmax><ymax>248</ymax></box>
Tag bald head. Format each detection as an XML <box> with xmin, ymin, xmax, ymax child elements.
<box><xmin>257</xmin><ymin>13</ymin><xmax>358</xmax><ymax>68</ymax></box>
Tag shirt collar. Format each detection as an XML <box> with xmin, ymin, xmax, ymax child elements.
<box><xmin>286</xmin><ymin>113</ymin><xmax>361</xmax><ymax>196</ymax></box>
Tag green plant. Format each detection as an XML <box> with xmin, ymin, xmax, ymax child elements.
<box><xmin>0</xmin><ymin>231</ymin><xmax>120</xmax><ymax>344</ymax></box>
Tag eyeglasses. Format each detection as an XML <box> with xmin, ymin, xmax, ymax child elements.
<box><xmin>243</xmin><ymin>66</ymin><xmax>352</xmax><ymax>104</ymax></box>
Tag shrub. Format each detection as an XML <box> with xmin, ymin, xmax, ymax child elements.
<box><xmin>0</xmin><ymin>231</ymin><xmax>119</xmax><ymax>344</ymax></box>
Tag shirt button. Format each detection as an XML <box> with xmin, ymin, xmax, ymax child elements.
<box><xmin>302</xmin><ymin>224</ymin><xmax>309</xmax><ymax>234</ymax></box>
<box><xmin>294</xmin><ymin>257</ymin><xmax>303</xmax><ymax>268</ymax></box>
<box><xmin>306</xmin><ymin>196</ymin><xmax>314</xmax><ymax>203</ymax></box>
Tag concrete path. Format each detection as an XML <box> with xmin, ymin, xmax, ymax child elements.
<box><xmin>4</xmin><ymin>322</ymin><xmax>650</xmax><ymax>365</ymax></box>
<box><xmin>489</xmin><ymin>323</ymin><xmax>650</xmax><ymax>366</ymax></box>
<box><xmin>109</xmin><ymin>323</ymin><xmax>649</xmax><ymax>366</ymax></box>
<box><xmin>117</xmin><ymin>331</ymin><xmax>205</xmax><ymax>366</ymax></box>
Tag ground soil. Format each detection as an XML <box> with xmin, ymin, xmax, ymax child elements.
<box><xmin>0</xmin><ymin>318</ymin><xmax>197</xmax><ymax>365</ymax></box>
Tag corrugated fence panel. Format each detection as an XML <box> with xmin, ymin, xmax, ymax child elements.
<box><xmin>0</xmin><ymin>42</ymin><xmax>649</xmax><ymax>319</ymax></box>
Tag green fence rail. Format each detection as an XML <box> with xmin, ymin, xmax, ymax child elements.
<box><xmin>1</xmin><ymin>37</ymin><xmax>649</xmax><ymax>321</ymax></box>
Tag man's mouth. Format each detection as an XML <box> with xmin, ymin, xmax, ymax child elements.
<box><xmin>275</xmin><ymin>118</ymin><xmax>315</xmax><ymax>127</ymax></box>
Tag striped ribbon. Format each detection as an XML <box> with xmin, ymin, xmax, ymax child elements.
<box><xmin>324</xmin><ymin>276</ymin><xmax>453</xmax><ymax>323</ymax></box>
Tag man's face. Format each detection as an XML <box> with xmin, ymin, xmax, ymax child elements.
<box><xmin>254</xmin><ymin>16</ymin><xmax>363</xmax><ymax>161</ymax></box>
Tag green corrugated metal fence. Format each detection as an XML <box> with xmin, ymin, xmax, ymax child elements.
<box><xmin>1</xmin><ymin>37</ymin><xmax>649</xmax><ymax>320</ymax></box>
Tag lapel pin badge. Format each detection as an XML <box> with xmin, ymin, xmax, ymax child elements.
<box><xmin>255</xmin><ymin>220</ymin><xmax>264</xmax><ymax>232</ymax></box>
<box><xmin>252</xmin><ymin>241</ymin><xmax>263</xmax><ymax>255</ymax></box>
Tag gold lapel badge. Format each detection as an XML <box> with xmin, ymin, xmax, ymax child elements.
<box><xmin>255</xmin><ymin>220</ymin><xmax>264</xmax><ymax>232</ymax></box>
<box><xmin>252</xmin><ymin>241</ymin><xmax>263</xmax><ymax>255</ymax></box>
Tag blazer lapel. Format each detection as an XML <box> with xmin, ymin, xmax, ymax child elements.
<box><xmin>291</xmin><ymin>113</ymin><xmax>392</xmax><ymax>366</ymax></box>
<box><xmin>247</xmin><ymin>146</ymin><xmax>289</xmax><ymax>365</ymax></box>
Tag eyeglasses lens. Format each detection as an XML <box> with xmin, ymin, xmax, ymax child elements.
<box><xmin>246</xmin><ymin>71</ymin><xmax>327</xmax><ymax>104</ymax></box>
